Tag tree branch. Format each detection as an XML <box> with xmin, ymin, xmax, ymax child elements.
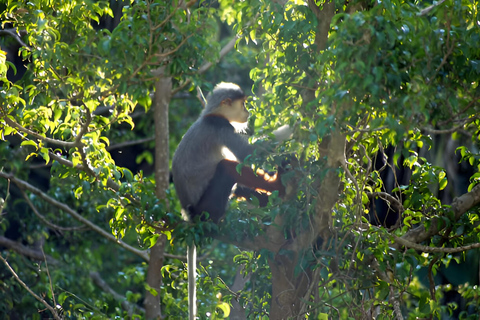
<box><xmin>393</xmin><ymin>235</ymin><xmax>480</xmax><ymax>254</ymax></box>
<box><xmin>390</xmin><ymin>285</ymin><xmax>403</xmax><ymax>320</ymax></box>
<box><xmin>421</xmin><ymin>116</ymin><xmax>478</xmax><ymax>135</ymax></box>
<box><xmin>0</xmin><ymin>236</ymin><xmax>60</xmax><ymax>265</ymax></box>
<box><xmin>198</xmin><ymin>36</ymin><xmax>239</xmax><ymax>74</ymax></box>
<box><xmin>399</xmin><ymin>183</ymin><xmax>480</xmax><ymax>246</ymax></box>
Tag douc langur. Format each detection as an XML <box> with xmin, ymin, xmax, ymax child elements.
<box><xmin>172</xmin><ymin>82</ymin><xmax>288</xmax><ymax>319</ymax></box>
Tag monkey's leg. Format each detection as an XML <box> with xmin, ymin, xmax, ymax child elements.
<box><xmin>192</xmin><ymin>162</ymin><xmax>236</xmax><ymax>223</ymax></box>
<box><xmin>218</xmin><ymin>159</ymin><xmax>285</xmax><ymax>196</ymax></box>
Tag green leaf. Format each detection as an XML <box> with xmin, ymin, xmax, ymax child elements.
<box><xmin>39</xmin><ymin>147</ymin><xmax>51</xmax><ymax>164</ymax></box>
<box><xmin>215</xmin><ymin>301</ymin><xmax>230</xmax><ymax>318</ymax></box>
<box><xmin>21</xmin><ymin>140</ymin><xmax>38</xmax><ymax>148</ymax></box>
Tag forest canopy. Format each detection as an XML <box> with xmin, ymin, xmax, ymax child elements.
<box><xmin>1</xmin><ymin>0</ymin><xmax>480</xmax><ymax>319</ymax></box>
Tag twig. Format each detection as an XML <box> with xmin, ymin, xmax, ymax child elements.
<box><xmin>152</xmin><ymin>1</ymin><xmax>181</xmax><ymax>32</ymax></box>
<box><xmin>0</xmin><ymin>255</ymin><xmax>62</xmax><ymax>320</ymax></box>
<box><xmin>48</xmin><ymin>151</ymin><xmax>83</xmax><ymax>170</ymax></box>
<box><xmin>41</xmin><ymin>247</ymin><xmax>57</xmax><ymax>309</ymax></box>
<box><xmin>367</xmin><ymin>192</ymin><xmax>405</xmax><ymax>214</ymax></box>
<box><xmin>426</xmin><ymin>8</ymin><xmax>454</xmax><ymax>84</ymax></box>
<box><xmin>46</xmin><ymin>151</ymin><xmax>122</xmax><ymax>193</ymax></box>
<box><xmin>348</xmin><ymin>125</ymin><xmax>388</xmax><ymax>133</ymax></box>
<box><xmin>427</xmin><ymin>256</ymin><xmax>439</xmax><ymax>300</ymax></box>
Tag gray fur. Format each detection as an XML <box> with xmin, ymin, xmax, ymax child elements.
<box><xmin>172</xmin><ymin>83</ymin><xmax>252</xmax><ymax>212</ymax></box>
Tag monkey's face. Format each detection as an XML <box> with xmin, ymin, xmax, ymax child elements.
<box><xmin>220</xmin><ymin>98</ymin><xmax>249</xmax><ymax>123</ymax></box>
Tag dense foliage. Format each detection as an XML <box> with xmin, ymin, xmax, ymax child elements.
<box><xmin>1</xmin><ymin>0</ymin><xmax>480</xmax><ymax>319</ymax></box>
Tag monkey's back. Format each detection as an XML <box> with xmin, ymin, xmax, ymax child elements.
<box><xmin>172</xmin><ymin>116</ymin><xmax>250</xmax><ymax>211</ymax></box>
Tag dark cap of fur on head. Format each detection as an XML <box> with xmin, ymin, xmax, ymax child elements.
<box><xmin>203</xmin><ymin>82</ymin><xmax>246</xmax><ymax>115</ymax></box>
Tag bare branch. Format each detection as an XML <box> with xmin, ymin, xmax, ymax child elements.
<box><xmin>0</xmin><ymin>171</ymin><xmax>149</xmax><ymax>261</ymax></box>
<box><xmin>0</xmin><ymin>236</ymin><xmax>60</xmax><ymax>265</ymax></box>
<box><xmin>421</xmin><ymin>116</ymin><xmax>478</xmax><ymax>135</ymax></box>
<box><xmin>152</xmin><ymin>35</ymin><xmax>193</xmax><ymax>59</ymax></box>
<box><xmin>0</xmin><ymin>255</ymin><xmax>61</xmax><ymax>320</ymax></box>
<box><xmin>0</xmin><ymin>28</ymin><xmax>31</xmax><ymax>49</ymax></box>
<box><xmin>198</xmin><ymin>36</ymin><xmax>239</xmax><ymax>74</ymax></box>
<box><xmin>392</xmin><ymin>235</ymin><xmax>480</xmax><ymax>254</ymax></box>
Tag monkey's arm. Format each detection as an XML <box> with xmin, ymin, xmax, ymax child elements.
<box><xmin>272</xmin><ymin>125</ymin><xmax>293</xmax><ymax>142</ymax></box>
<box><xmin>220</xmin><ymin>129</ymin><xmax>254</xmax><ymax>162</ymax></box>
<box><xmin>222</xmin><ymin>123</ymin><xmax>293</xmax><ymax>163</ymax></box>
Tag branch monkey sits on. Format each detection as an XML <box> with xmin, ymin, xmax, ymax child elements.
<box><xmin>172</xmin><ymin>82</ymin><xmax>290</xmax><ymax>319</ymax></box>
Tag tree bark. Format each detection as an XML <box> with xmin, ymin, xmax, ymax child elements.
<box><xmin>268</xmin><ymin>254</ymin><xmax>312</xmax><ymax>319</ymax></box>
<box><xmin>267</xmin><ymin>1</ymin><xmax>338</xmax><ymax>318</ymax></box>
<box><xmin>144</xmin><ymin>74</ymin><xmax>172</xmax><ymax>319</ymax></box>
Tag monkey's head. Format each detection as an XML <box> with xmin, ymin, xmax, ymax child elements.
<box><xmin>203</xmin><ymin>82</ymin><xmax>249</xmax><ymax>123</ymax></box>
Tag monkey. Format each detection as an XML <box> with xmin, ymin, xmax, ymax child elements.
<box><xmin>171</xmin><ymin>82</ymin><xmax>288</xmax><ymax>320</ymax></box>
<box><xmin>172</xmin><ymin>82</ymin><xmax>286</xmax><ymax>223</ymax></box>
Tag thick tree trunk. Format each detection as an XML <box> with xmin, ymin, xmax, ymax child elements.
<box><xmin>144</xmin><ymin>74</ymin><xmax>172</xmax><ymax>319</ymax></box>
<box><xmin>268</xmin><ymin>254</ymin><xmax>312</xmax><ymax>319</ymax></box>
<box><xmin>267</xmin><ymin>1</ymin><xmax>338</xmax><ymax>318</ymax></box>
<box><xmin>144</xmin><ymin>235</ymin><xmax>167</xmax><ymax>319</ymax></box>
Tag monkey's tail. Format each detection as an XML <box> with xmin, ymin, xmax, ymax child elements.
<box><xmin>188</xmin><ymin>244</ymin><xmax>197</xmax><ymax>320</ymax></box>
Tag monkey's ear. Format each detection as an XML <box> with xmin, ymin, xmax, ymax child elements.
<box><xmin>221</xmin><ymin>98</ymin><xmax>232</xmax><ymax>106</ymax></box>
